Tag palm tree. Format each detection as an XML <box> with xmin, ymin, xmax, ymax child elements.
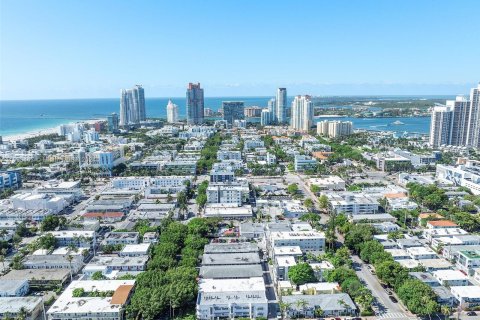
<box><xmin>0</xmin><ymin>254</ymin><xmax>5</xmax><ymax>273</ymax></box>
<box><xmin>295</xmin><ymin>299</ymin><xmax>309</xmax><ymax>317</ymax></box>
<box><xmin>17</xmin><ymin>307</ymin><xmax>28</xmax><ymax>320</ymax></box>
<box><xmin>441</xmin><ymin>305</ymin><xmax>451</xmax><ymax>318</ymax></box>
<box><xmin>279</xmin><ymin>302</ymin><xmax>292</xmax><ymax>320</ymax></box>
<box><xmin>66</xmin><ymin>254</ymin><xmax>74</xmax><ymax>282</ymax></box>
<box><xmin>314</xmin><ymin>306</ymin><xmax>324</xmax><ymax>318</ymax></box>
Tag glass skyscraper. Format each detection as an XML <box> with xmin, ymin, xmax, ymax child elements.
<box><xmin>186</xmin><ymin>82</ymin><xmax>204</xmax><ymax>125</ymax></box>
<box><xmin>276</xmin><ymin>88</ymin><xmax>287</xmax><ymax>123</ymax></box>
<box><xmin>119</xmin><ymin>85</ymin><xmax>146</xmax><ymax>126</ymax></box>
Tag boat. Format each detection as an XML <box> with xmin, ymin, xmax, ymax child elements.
<box><xmin>391</xmin><ymin>120</ymin><xmax>404</xmax><ymax>125</ymax></box>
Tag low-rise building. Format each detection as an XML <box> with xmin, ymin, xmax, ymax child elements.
<box><xmin>281</xmin><ymin>293</ymin><xmax>357</xmax><ymax>318</ymax></box>
<box><xmin>23</xmin><ymin>254</ymin><xmax>83</xmax><ymax>273</ymax></box>
<box><xmin>196</xmin><ymin>277</ymin><xmax>268</xmax><ymax>320</ymax></box>
<box><xmin>294</xmin><ymin>155</ymin><xmax>317</xmax><ymax>171</ymax></box>
<box><xmin>203</xmin><ymin>204</ymin><xmax>253</xmax><ymax>220</ymax></box>
<box><xmin>307</xmin><ymin>176</ymin><xmax>345</xmax><ymax>191</ymax></box>
<box><xmin>406</xmin><ymin>246</ymin><xmax>438</xmax><ymax>260</ymax></box>
<box><xmin>269</xmin><ymin>231</ymin><xmax>325</xmax><ymax>253</ymax></box>
<box><xmin>104</xmin><ymin>232</ymin><xmax>139</xmax><ymax>245</ymax></box>
<box><xmin>0</xmin><ymin>269</ymin><xmax>70</xmax><ymax>290</ymax></box>
<box><xmin>0</xmin><ymin>280</ymin><xmax>29</xmax><ymax>297</ymax></box>
<box><xmin>199</xmin><ymin>264</ymin><xmax>264</xmax><ymax>279</ymax></box>
<box><xmin>323</xmin><ymin>192</ymin><xmax>379</xmax><ymax>215</ymax></box>
<box><xmin>47</xmin><ymin>280</ymin><xmax>135</xmax><ymax>320</ymax></box>
<box><xmin>273</xmin><ymin>255</ymin><xmax>296</xmax><ymax>281</ymax></box>
<box><xmin>450</xmin><ymin>285</ymin><xmax>480</xmax><ymax>306</ymax></box>
<box><xmin>432</xmin><ymin>270</ymin><xmax>470</xmax><ymax>286</ymax></box>
<box><xmin>456</xmin><ymin>250</ymin><xmax>480</xmax><ymax>275</ymax></box>
<box><xmin>49</xmin><ymin>230</ymin><xmax>95</xmax><ymax>248</ymax></box>
<box><xmin>119</xmin><ymin>243</ymin><xmax>150</xmax><ymax>257</ymax></box>
<box><xmin>0</xmin><ymin>297</ymin><xmax>43</xmax><ymax>320</ymax></box>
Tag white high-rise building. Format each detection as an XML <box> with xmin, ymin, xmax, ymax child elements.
<box><xmin>119</xmin><ymin>85</ymin><xmax>146</xmax><ymax>126</ymax></box>
<box><xmin>290</xmin><ymin>95</ymin><xmax>313</xmax><ymax>132</ymax></box>
<box><xmin>429</xmin><ymin>83</ymin><xmax>480</xmax><ymax>149</ymax></box>
<box><xmin>166</xmin><ymin>99</ymin><xmax>178</xmax><ymax>123</ymax></box>
<box><xmin>467</xmin><ymin>83</ymin><xmax>480</xmax><ymax>148</ymax></box>
<box><xmin>429</xmin><ymin>105</ymin><xmax>454</xmax><ymax>148</ymax></box>
<box><xmin>276</xmin><ymin>88</ymin><xmax>287</xmax><ymax>124</ymax></box>
<box><xmin>316</xmin><ymin>120</ymin><xmax>353</xmax><ymax>138</ymax></box>
<box><xmin>449</xmin><ymin>96</ymin><xmax>470</xmax><ymax>146</ymax></box>
<box><xmin>261</xmin><ymin>108</ymin><xmax>273</xmax><ymax>126</ymax></box>
<box><xmin>268</xmin><ymin>98</ymin><xmax>277</xmax><ymax>122</ymax></box>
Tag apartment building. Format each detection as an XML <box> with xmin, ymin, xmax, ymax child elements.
<box><xmin>269</xmin><ymin>231</ymin><xmax>325</xmax><ymax>253</ymax></box>
<box><xmin>323</xmin><ymin>191</ymin><xmax>379</xmax><ymax>215</ymax></box>
<box><xmin>196</xmin><ymin>277</ymin><xmax>268</xmax><ymax>320</ymax></box>
<box><xmin>47</xmin><ymin>280</ymin><xmax>135</xmax><ymax>320</ymax></box>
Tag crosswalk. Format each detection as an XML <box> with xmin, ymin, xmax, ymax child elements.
<box><xmin>376</xmin><ymin>312</ymin><xmax>418</xmax><ymax>320</ymax></box>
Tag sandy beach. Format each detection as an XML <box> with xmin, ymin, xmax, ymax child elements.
<box><xmin>1</xmin><ymin>118</ymin><xmax>105</xmax><ymax>142</ymax></box>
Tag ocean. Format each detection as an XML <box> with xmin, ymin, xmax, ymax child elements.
<box><xmin>0</xmin><ymin>97</ymin><xmax>433</xmax><ymax>137</ymax></box>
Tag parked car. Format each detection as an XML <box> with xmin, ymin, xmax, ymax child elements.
<box><xmin>389</xmin><ymin>296</ymin><xmax>398</xmax><ymax>303</ymax></box>
<box><xmin>467</xmin><ymin>311</ymin><xmax>477</xmax><ymax>316</ymax></box>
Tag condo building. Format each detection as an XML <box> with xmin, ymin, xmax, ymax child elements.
<box><xmin>166</xmin><ymin>99</ymin><xmax>178</xmax><ymax>123</ymax></box>
<box><xmin>222</xmin><ymin>101</ymin><xmax>245</xmax><ymax>124</ymax></box>
<box><xmin>119</xmin><ymin>85</ymin><xmax>146</xmax><ymax>126</ymax></box>
<box><xmin>317</xmin><ymin>120</ymin><xmax>353</xmax><ymax>138</ymax></box>
<box><xmin>290</xmin><ymin>95</ymin><xmax>313</xmax><ymax>132</ymax></box>
<box><xmin>276</xmin><ymin>88</ymin><xmax>287</xmax><ymax>123</ymax></box>
<box><xmin>186</xmin><ymin>82</ymin><xmax>204</xmax><ymax>125</ymax></box>
<box><xmin>429</xmin><ymin>83</ymin><xmax>480</xmax><ymax>148</ymax></box>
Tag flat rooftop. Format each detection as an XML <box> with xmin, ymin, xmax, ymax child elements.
<box><xmin>199</xmin><ymin>264</ymin><xmax>264</xmax><ymax>279</ymax></box>
<box><xmin>203</xmin><ymin>242</ymin><xmax>259</xmax><ymax>254</ymax></box>
<box><xmin>47</xmin><ymin>280</ymin><xmax>135</xmax><ymax>316</ymax></box>
<box><xmin>0</xmin><ymin>297</ymin><xmax>43</xmax><ymax>313</ymax></box>
<box><xmin>0</xmin><ymin>269</ymin><xmax>70</xmax><ymax>282</ymax></box>
<box><xmin>202</xmin><ymin>252</ymin><xmax>261</xmax><ymax>266</ymax></box>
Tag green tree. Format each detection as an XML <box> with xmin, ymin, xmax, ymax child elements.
<box><xmin>375</xmin><ymin>260</ymin><xmax>408</xmax><ymax>289</ymax></box>
<box><xmin>303</xmin><ymin>198</ymin><xmax>314</xmax><ymax>210</ymax></box>
<box><xmin>91</xmin><ymin>271</ymin><xmax>106</xmax><ymax>280</ymax></box>
<box><xmin>319</xmin><ymin>195</ymin><xmax>329</xmax><ymax>210</ymax></box>
<box><xmin>397</xmin><ymin>279</ymin><xmax>439</xmax><ymax>315</ymax></box>
<box><xmin>40</xmin><ymin>215</ymin><xmax>60</xmax><ymax>232</ymax></box>
<box><xmin>287</xmin><ymin>263</ymin><xmax>316</xmax><ymax>285</ymax></box>
<box><xmin>287</xmin><ymin>183</ymin><xmax>299</xmax><ymax>195</ymax></box>
<box><xmin>344</xmin><ymin>224</ymin><xmax>375</xmax><ymax>253</ymax></box>
<box><xmin>38</xmin><ymin>234</ymin><xmax>57</xmax><ymax>250</ymax></box>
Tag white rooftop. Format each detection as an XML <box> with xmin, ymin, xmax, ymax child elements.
<box><xmin>47</xmin><ymin>280</ymin><xmax>135</xmax><ymax>316</ymax></box>
<box><xmin>451</xmin><ymin>285</ymin><xmax>480</xmax><ymax>298</ymax></box>
<box><xmin>433</xmin><ymin>269</ymin><xmax>469</xmax><ymax>281</ymax></box>
<box><xmin>120</xmin><ymin>243</ymin><xmax>151</xmax><ymax>254</ymax></box>
<box><xmin>273</xmin><ymin>246</ymin><xmax>302</xmax><ymax>256</ymax></box>
<box><xmin>198</xmin><ymin>277</ymin><xmax>265</xmax><ymax>293</ymax></box>
<box><xmin>276</xmin><ymin>255</ymin><xmax>297</xmax><ymax>267</ymax></box>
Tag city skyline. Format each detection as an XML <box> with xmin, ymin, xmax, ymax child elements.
<box><xmin>1</xmin><ymin>0</ymin><xmax>480</xmax><ymax>100</ymax></box>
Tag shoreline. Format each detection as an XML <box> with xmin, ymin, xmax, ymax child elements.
<box><xmin>1</xmin><ymin>118</ymin><xmax>105</xmax><ymax>142</ymax></box>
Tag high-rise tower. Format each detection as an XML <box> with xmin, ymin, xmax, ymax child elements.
<box><xmin>290</xmin><ymin>95</ymin><xmax>313</xmax><ymax>132</ymax></box>
<box><xmin>276</xmin><ymin>88</ymin><xmax>287</xmax><ymax>124</ymax></box>
<box><xmin>186</xmin><ymin>83</ymin><xmax>204</xmax><ymax>125</ymax></box>
<box><xmin>119</xmin><ymin>85</ymin><xmax>146</xmax><ymax>125</ymax></box>
<box><xmin>166</xmin><ymin>99</ymin><xmax>178</xmax><ymax>123</ymax></box>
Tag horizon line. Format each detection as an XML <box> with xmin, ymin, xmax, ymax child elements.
<box><xmin>0</xmin><ymin>94</ymin><xmax>458</xmax><ymax>102</ymax></box>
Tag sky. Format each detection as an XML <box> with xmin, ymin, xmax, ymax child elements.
<box><xmin>0</xmin><ymin>0</ymin><xmax>479</xmax><ymax>99</ymax></box>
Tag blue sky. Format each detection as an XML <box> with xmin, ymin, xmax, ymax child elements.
<box><xmin>1</xmin><ymin>0</ymin><xmax>479</xmax><ymax>99</ymax></box>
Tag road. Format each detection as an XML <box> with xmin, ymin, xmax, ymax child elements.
<box><xmin>284</xmin><ymin>172</ymin><xmax>328</xmax><ymax>224</ymax></box>
<box><xmin>352</xmin><ymin>255</ymin><xmax>417</xmax><ymax>320</ymax></box>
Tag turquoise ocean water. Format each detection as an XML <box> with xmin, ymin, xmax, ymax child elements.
<box><xmin>0</xmin><ymin>97</ymin><xmax>441</xmax><ymax>136</ymax></box>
